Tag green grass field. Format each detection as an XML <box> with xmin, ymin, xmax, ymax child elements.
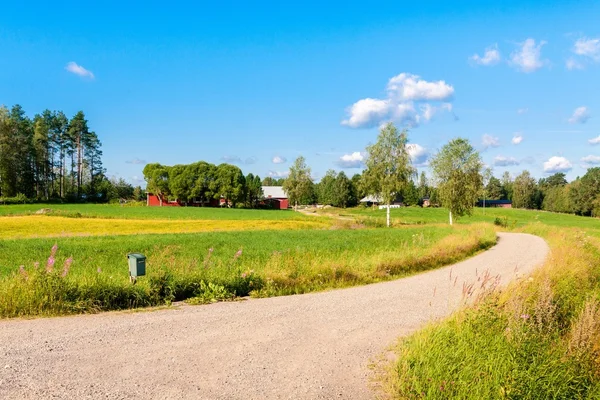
<box><xmin>0</xmin><ymin>203</ymin><xmax>307</xmax><ymax>220</ymax></box>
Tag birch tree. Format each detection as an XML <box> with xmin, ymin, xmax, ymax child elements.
<box><xmin>430</xmin><ymin>138</ymin><xmax>483</xmax><ymax>225</ymax></box>
<box><xmin>362</xmin><ymin>123</ymin><xmax>415</xmax><ymax>227</ymax></box>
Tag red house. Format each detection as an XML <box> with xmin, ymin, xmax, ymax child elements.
<box><xmin>262</xmin><ymin>186</ymin><xmax>289</xmax><ymax>210</ymax></box>
<box><xmin>146</xmin><ymin>193</ymin><xmax>222</xmax><ymax>207</ymax></box>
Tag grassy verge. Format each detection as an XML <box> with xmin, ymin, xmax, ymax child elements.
<box><xmin>0</xmin><ymin>224</ymin><xmax>495</xmax><ymax>318</ymax></box>
<box><xmin>379</xmin><ymin>226</ymin><xmax>600</xmax><ymax>399</ymax></box>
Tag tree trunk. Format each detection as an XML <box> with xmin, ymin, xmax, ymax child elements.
<box><xmin>386</xmin><ymin>203</ymin><xmax>391</xmax><ymax>227</ymax></box>
<box><xmin>449</xmin><ymin>210</ymin><xmax>453</xmax><ymax>226</ymax></box>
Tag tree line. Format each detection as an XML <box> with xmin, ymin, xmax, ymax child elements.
<box><xmin>143</xmin><ymin>161</ymin><xmax>269</xmax><ymax>208</ymax></box>
<box><xmin>0</xmin><ymin>104</ymin><xmax>104</xmax><ymax>201</ymax></box>
<box><xmin>486</xmin><ymin>169</ymin><xmax>600</xmax><ymax>217</ymax></box>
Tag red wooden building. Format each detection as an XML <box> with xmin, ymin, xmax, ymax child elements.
<box><xmin>261</xmin><ymin>186</ymin><xmax>289</xmax><ymax>209</ymax></box>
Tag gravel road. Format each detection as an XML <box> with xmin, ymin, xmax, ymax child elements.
<box><xmin>0</xmin><ymin>232</ymin><xmax>548</xmax><ymax>400</ymax></box>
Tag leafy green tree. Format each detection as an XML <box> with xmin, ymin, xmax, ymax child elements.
<box><xmin>570</xmin><ymin>168</ymin><xmax>600</xmax><ymax>216</ymax></box>
<box><xmin>501</xmin><ymin>171</ymin><xmax>513</xmax><ymax>201</ymax></box>
<box><xmin>262</xmin><ymin>176</ymin><xmax>284</xmax><ymax>186</ymax></box>
<box><xmin>351</xmin><ymin>173</ymin><xmax>364</xmax><ymax>202</ymax></box>
<box><xmin>402</xmin><ymin>180</ymin><xmax>420</xmax><ymax>206</ymax></box>
<box><xmin>362</xmin><ymin>123</ymin><xmax>415</xmax><ymax>227</ymax></box>
<box><xmin>430</xmin><ymin>138</ymin><xmax>483</xmax><ymax>225</ymax></box>
<box><xmin>513</xmin><ymin>170</ymin><xmax>537</xmax><ymax>209</ymax></box>
<box><xmin>283</xmin><ymin>156</ymin><xmax>314</xmax><ymax>209</ymax></box>
<box><xmin>213</xmin><ymin>164</ymin><xmax>245</xmax><ymax>207</ymax></box>
<box><xmin>244</xmin><ymin>173</ymin><xmax>263</xmax><ymax>208</ymax></box>
<box><xmin>333</xmin><ymin>171</ymin><xmax>353</xmax><ymax>208</ymax></box>
<box><xmin>417</xmin><ymin>171</ymin><xmax>429</xmax><ymax>201</ymax></box>
<box><xmin>143</xmin><ymin>163</ymin><xmax>170</xmax><ymax>206</ymax></box>
<box><xmin>486</xmin><ymin>176</ymin><xmax>504</xmax><ymax>200</ymax></box>
<box><xmin>317</xmin><ymin>169</ymin><xmax>337</xmax><ymax>206</ymax></box>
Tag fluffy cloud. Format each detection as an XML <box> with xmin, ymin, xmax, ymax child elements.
<box><xmin>512</xmin><ymin>134</ymin><xmax>523</xmax><ymax>145</ymax></box>
<box><xmin>65</xmin><ymin>62</ymin><xmax>95</xmax><ymax>79</ymax></box>
<box><xmin>272</xmin><ymin>156</ymin><xmax>287</xmax><ymax>164</ymax></box>
<box><xmin>470</xmin><ymin>45</ymin><xmax>501</xmax><ymax>66</ymax></box>
<box><xmin>517</xmin><ymin>108</ymin><xmax>529</xmax><ymax>115</ymax></box>
<box><xmin>493</xmin><ymin>156</ymin><xmax>520</xmax><ymax>167</ymax></box>
<box><xmin>543</xmin><ymin>156</ymin><xmax>572</xmax><ymax>173</ymax></box>
<box><xmin>566</xmin><ymin>57</ymin><xmax>584</xmax><ymax>71</ymax></box>
<box><xmin>386</xmin><ymin>73</ymin><xmax>454</xmax><ymax>101</ymax></box>
<box><xmin>589</xmin><ymin>135</ymin><xmax>600</xmax><ymax>145</ymax></box>
<box><xmin>336</xmin><ymin>152</ymin><xmax>364</xmax><ymax>168</ymax></box>
<box><xmin>268</xmin><ymin>170</ymin><xmax>289</xmax><ymax>178</ymax></box>
<box><xmin>568</xmin><ymin>106</ymin><xmax>590</xmax><ymax>124</ymax></box>
<box><xmin>406</xmin><ymin>143</ymin><xmax>429</xmax><ymax>166</ymax></box>
<box><xmin>510</xmin><ymin>38</ymin><xmax>547</xmax><ymax>73</ymax></box>
<box><xmin>482</xmin><ymin>134</ymin><xmax>500</xmax><ymax>149</ymax></box>
<box><xmin>221</xmin><ymin>155</ymin><xmax>257</xmax><ymax>165</ymax></box>
<box><xmin>342</xmin><ymin>73</ymin><xmax>454</xmax><ymax>128</ymax></box>
<box><xmin>581</xmin><ymin>155</ymin><xmax>600</xmax><ymax>165</ymax></box>
<box><xmin>573</xmin><ymin>37</ymin><xmax>600</xmax><ymax>61</ymax></box>
<box><xmin>125</xmin><ymin>158</ymin><xmax>147</xmax><ymax>165</ymax></box>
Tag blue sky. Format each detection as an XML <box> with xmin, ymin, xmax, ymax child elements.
<box><xmin>1</xmin><ymin>0</ymin><xmax>599</xmax><ymax>184</ymax></box>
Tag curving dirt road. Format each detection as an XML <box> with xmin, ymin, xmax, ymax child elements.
<box><xmin>0</xmin><ymin>233</ymin><xmax>548</xmax><ymax>400</ymax></box>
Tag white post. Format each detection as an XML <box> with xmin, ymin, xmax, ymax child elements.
<box><xmin>449</xmin><ymin>210</ymin><xmax>453</xmax><ymax>226</ymax></box>
<box><xmin>386</xmin><ymin>204</ymin><xmax>391</xmax><ymax>227</ymax></box>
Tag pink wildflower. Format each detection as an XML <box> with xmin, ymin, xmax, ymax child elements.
<box><xmin>520</xmin><ymin>314</ymin><xmax>530</xmax><ymax>320</ymax></box>
<box><xmin>19</xmin><ymin>265</ymin><xmax>28</xmax><ymax>280</ymax></box>
<box><xmin>62</xmin><ymin>257</ymin><xmax>73</xmax><ymax>277</ymax></box>
<box><xmin>234</xmin><ymin>249</ymin><xmax>243</xmax><ymax>260</ymax></box>
<box><xmin>33</xmin><ymin>261</ymin><xmax>40</xmax><ymax>270</ymax></box>
<box><xmin>46</xmin><ymin>256</ymin><xmax>55</xmax><ymax>272</ymax></box>
<box><xmin>50</xmin><ymin>243</ymin><xmax>58</xmax><ymax>256</ymax></box>
<box><xmin>97</xmin><ymin>267</ymin><xmax>102</xmax><ymax>273</ymax></box>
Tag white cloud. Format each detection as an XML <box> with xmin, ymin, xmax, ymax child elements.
<box><xmin>337</xmin><ymin>152</ymin><xmax>365</xmax><ymax>168</ymax></box>
<box><xmin>566</xmin><ymin>57</ymin><xmax>584</xmax><ymax>70</ymax></box>
<box><xmin>386</xmin><ymin>73</ymin><xmax>454</xmax><ymax>101</ymax></box>
<box><xmin>342</xmin><ymin>98</ymin><xmax>392</xmax><ymax>128</ymax></box>
<box><xmin>568</xmin><ymin>106</ymin><xmax>590</xmax><ymax>124</ymax></box>
<box><xmin>221</xmin><ymin>155</ymin><xmax>243</xmax><ymax>164</ymax></box>
<box><xmin>589</xmin><ymin>135</ymin><xmax>600</xmax><ymax>145</ymax></box>
<box><xmin>268</xmin><ymin>170</ymin><xmax>289</xmax><ymax>178</ymax></box>
<box><xmin>573</xmin><ymin>37</ymin><xmax>600</xmax><ymax>61</ymax></box>
<box><xmin>581</xmin><ymin>155</ymin><xmax>600</xmax><ymax>165</ymax></box>
<box><xmin>510</xmin><ymin>38</ymin><xmax>547</xmax><ymax>73</ymax></box>
<box><xmin>65</xmin><ymin>62</ymin><xmax>95</xmax><ymax>79</ymax></box>
<box><xmin>406</xmin><ymin>143</ymin><xmax>428</xmax><ymax>166</ymax></box>
<box><xmin>482</xmin><ymin>134</ymin><xmax>500</xmax><ymax>149</ymax></box>
<box><xmin>342</xmin><ymin>73</ymin><xmax>454</xmax><ymax>128</ymax></box>
<box><xmin>517</xmin><ymin>108</ymin><xmax>529</xmax><ymax>115</ymax></box>
<box><xmin>272</xmin><ymin>156</ymin><xmax>287</xmax><ymax>164</ymax></box>
<box><xmin>493</xmin><ymin>156</ymin><xmax>520</xmax><ymax>167</ymax></box>
<box><xmin>470</xmin><ymin>45</ymin><xmax>501</xmax><ymax>66</ymax></box>
<box><xmin>543</xmin><ymin>156</ymin><xmax>572</xmax><ymax>173</ymax></box>
<box><xmin>125</xmin><ymin>158</ymin><xmax>147</xmax><ymax>165</ymax></box>
<box><xmin>512</xmin><ymin>134</ymin><xmax>523</xmax><ymax>145</ymax></box>
<box><xmin>244</xmin><ymin>157</ymin><xmax>257</xmax><ymax>165</ymax></box>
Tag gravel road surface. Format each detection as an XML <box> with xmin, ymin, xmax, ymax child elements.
<box><xmin>0</xmin><ymin>233</ymin><xmax>548</xmax><ymax>400</ymax></box>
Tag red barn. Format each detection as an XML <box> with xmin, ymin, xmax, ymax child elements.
<box><xmin>262</xmin><ymin>186</ymin><xmax>289</xmax><ymax>210</ymax></box>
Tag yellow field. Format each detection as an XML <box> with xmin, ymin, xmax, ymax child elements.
<box><xmin>0</xmin><ymin>215</ymin><xmax>330</xmax><ymax>239</ymax></box>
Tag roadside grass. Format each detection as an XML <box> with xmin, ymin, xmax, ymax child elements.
<box><xmin>0</xmin><ymin>203</ymin><xmax>308</xmax><ymax>220</ymax></box>
<box><xmin>344</xmin><ymin>206</ymin><xmax>600</xmax><ymax>230</ymax></box>
<box><xmin>0</xmin><ymin>215</ymin><xmax>329</xmax><ymax>239</ymax></box>
<box><xmin>378</xmin><ymin>225</ymin><xmax>600</xmax><ymax>399</ymax></box>
<box><xmin>0</xmin><ymin>224</ymin><xmax>496</xmax><ymax>318</ymax></box>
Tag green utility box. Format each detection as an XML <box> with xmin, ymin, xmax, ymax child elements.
<box><xmin>127</xmin><ymin>253</ymin><xmax>146</xmax><ymax>277</ymax></box>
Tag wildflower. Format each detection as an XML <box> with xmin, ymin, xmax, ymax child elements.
<box><xmin>241</xmin><ymin>272</ymin><xmax>247</xmax><ymax>278</ymax></box>
<box><xmin>33</xmin><ymin>261</ymin><xmax>39</xmax><ymax>270</ymax></box>
<box><xmin>19</xmin><ymin>265</ymin><xmax>28</xmax><ymax>280</ymax></box>
<box><xmin>97</xmin><ymin>267</ymin><xmax>102</xmax><ymax>274</ymax></box>
<box><xmin>520</xmin><ymin>314</ymin><xmax>530</xmax><ymax>320</ymax></box>
<box><xmin>62</xmin><ymin>257</ymin><xmax>73</xmax><ymax>277</ymax></box>
<box><xmin>208</xmin><ymin>247</ymin><xmax>214</xmax><ymax>253</ymax></box>
<box><xmin>50</xmin><ymin>243</ymin><xmax>58</xmax><ymax>256</ymax></box>
<box><xmin>46</xmin><ymin>256</ymin><xmax>55</xmax><ymax>272</ymax></box>
<box><xmin>233</xmin><ymin>249</ymin><xmax>243</xmax><ymax>260</ymax></box>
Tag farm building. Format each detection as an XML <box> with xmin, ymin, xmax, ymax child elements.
<box><xmin>360</xmin><ymin>195</ymin><xmax>403</xmax><ymax>209</ymax></box>
<box><xmin>146</xmin><ymin>193</ymin><xmax>223</xmax><ymax>207</ymax></box>
<box><xmin>261</xmin><ymin>186</ymin><xmax>289</xmax><ymax>210</ymax></box>
<box><xmin>477</xmin><ymin>199</ymin><xmax>512</xmax><ymax>208</ymax></box>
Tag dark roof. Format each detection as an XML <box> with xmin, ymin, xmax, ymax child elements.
<box><xmin>478</xmin><ymin>199</ymin><xmax>512</xmax><ymax>205</ymax></box>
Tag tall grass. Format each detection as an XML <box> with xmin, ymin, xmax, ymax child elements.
<box><xmin>379</xmin><ymin>226</ymin><xmax>600</xmax><ymax>399</ymax></box>
<box><xmin>0</xmin><ymin>225</ymin><xmax>495</xmax><ymax>318</ymax></box>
